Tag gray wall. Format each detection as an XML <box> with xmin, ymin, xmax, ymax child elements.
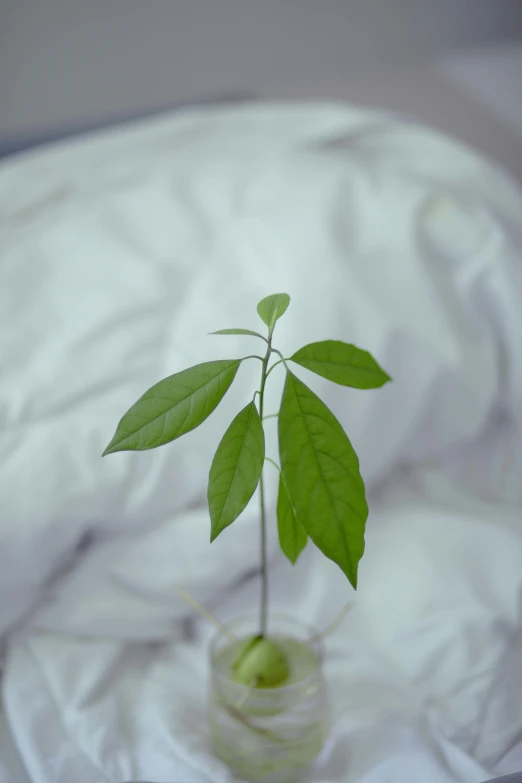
<box><xmin>1</xmin><ymin>0</ymin><xmax>522</xmax><ymax>142</ymax></box>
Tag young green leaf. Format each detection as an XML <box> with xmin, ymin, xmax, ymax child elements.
<box><xmin>257</xmin><ymin>293</ymin><xmax>290</xmax><ymax>331</ymax></box>
<box><xmin>291</xmin><ymin>340</ymin><xmax>391</xmax><ymax>389</ymax></box>
<box><xmin>276</xmin><ymin>474</ymin><xmax>308</xmax><ymax>564</ymax></box>
<box><xmin>211</xmin><ymin>328</ymin><xmax>267</xmax><ymax>341</ymax></box>
<box><xmin>209</xmin><ymin>401</ymin><xmax>265</xmax><ymax>541</ymax></box>
<box><xmin>278</xmin><ymin>371</ymin><xmax>368</xmax><ymax>588</ymax></box>
<box><xmin>103</xmin><ymin>360</ymin><xmax>240</xmax><ymax>455</ymax></box>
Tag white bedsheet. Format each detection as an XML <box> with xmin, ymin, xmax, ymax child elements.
<box><xmin>1</xmin><ymin>102</ymin><xmax>522</xmax><ymax>782</ymax></box>
<box><xmin>0</xmin><ymin>711</ymin><xmax>30</xmax><ymax>783</ymax></box>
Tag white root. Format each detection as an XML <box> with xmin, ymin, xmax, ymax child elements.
<box><xmin>309</xmin><ymin>603</ymin><xmax>354</xmax><ymax>643</ymax></box>
<box><xmin>175</xmin><ymin>586</ymin><xmax>236</xmax><ymax>642</ymax></box>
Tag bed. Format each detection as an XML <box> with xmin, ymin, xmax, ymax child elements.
<box><xmin>1</xmin><ymin>42</ymin><xmax>522</xmax><ymax>783</ymax></box>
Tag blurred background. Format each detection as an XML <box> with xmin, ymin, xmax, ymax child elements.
<box><xmin>2</xmin><ymin>4</ymin><xmax>522</xmax><ymax>782</ymax></box>
<box><xmin>1</xmin><ymin>0</ymin><xmax>522</xmax><ymax>155</ymax></box>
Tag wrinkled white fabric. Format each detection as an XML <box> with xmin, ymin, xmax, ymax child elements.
<box><xmin>0</xmin><ymin>711</ymin><xmax>28</xmax><ymax>783</ymax></box>
<box><xmin>1</xmin><ymin>103</ymin><xmax>522</xmax><ymax>782</ymax></box>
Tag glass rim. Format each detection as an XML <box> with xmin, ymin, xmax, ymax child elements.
<box><xmin>209</xmin><ymin>611</ymin><xmax>324</xmax><ymax>695</ymax></box>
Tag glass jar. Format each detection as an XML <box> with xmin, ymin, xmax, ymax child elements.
<box><xmin>208</xmin><ymin>614</ymin><xmax>329</xmax><ymax>782</ymax></box>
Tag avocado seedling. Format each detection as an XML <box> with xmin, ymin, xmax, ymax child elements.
<box><xmin>103</xmin><ymin>293</ymin><xmax>390</xmax><ymax>688</ymax></box>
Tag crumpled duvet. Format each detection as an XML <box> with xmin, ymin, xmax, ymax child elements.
<box><xmin>1</xmin><ymin>103</ymin><xmax>522</xmax><ymax>783</ymax></box>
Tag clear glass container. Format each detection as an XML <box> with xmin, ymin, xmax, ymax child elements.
<box><xmin>208</xmin><ymin>614</ymin><xmax>330</xmax><ymax>782</ymax></box>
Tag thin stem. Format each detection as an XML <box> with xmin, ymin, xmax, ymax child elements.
<box><xmin>265</xmin><ymin>358</ymin><xmax>285</xmax><ymax>378</ymax></box>
<box><xmin>242</xmin><ymin>355</ymin><xmax>264</xmax><ymax>362</ymax></box>
<box><xmin>262</xmin><ymin>413</ymin><xmax>279</xmax><ymax>420</ymax></box>
<box><xmin>265</xmin><ymin>456</ymin><xmax>281</xmax><ymax>474</ymax></box>
<box><xmin>259</xmin><ymin>473</ymin><xmax>268</xmax><ymax>638</ymax></box>
<box><xmin>257</xmin><ymin>335</ymin><xmax>272</xmax><ymax>638</ymax></box>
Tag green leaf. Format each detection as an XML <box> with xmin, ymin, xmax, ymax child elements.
<box><xmin>278</xmin><ymin>371</ymin><xmax>368</xmax><ymax>588</ymax></box>
<box><xmin>291</xmin><ymin>340</ymin><xmax>391</xmax><ymax>389</ymax></box>
<box><xmin>211</xmin><ymin>328</ymin><xmax>267</xmax><ymax>341</ymax></box>
<box><xmin>277</xmin><ymin>474</ymin><xmax>308</xmax><ymax>564</ymax></box>
<box><xmin>257</xmin><ymin>293</ymin><xmax>290</xmax><ymax>331</ymax></box>
<box><xmin>209</xmin><ymin>401</ymin><xmax>265</xmax><ymax>541</ymax></box>
<box><xmin>103</xmin><ymin>360</ymin><xmax>240</xmax><ymax>454</ymax></box>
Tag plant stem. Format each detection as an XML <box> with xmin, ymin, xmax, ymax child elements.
<box><xmin>258</xmin><ymin>336</ymin><xmax>272</xmax><ymax>637</ymax></box>
<box><xmin>265</xmin><ymin>456</ymin><xmax>281</xmax><ymax>474</ymax></box>
<box><xmin>259</xmin><ymin>472</ymin><xmax>268</xmax><ymax>638</ymax></box>
<box><xmin>265</xmin><ymin>358</ymin><xmax>284</xmax><ymax>378</ymax></box>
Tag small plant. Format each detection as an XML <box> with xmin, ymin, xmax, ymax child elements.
<box><xmin>103</xmin><ymin>293</ymin><xmax>390</xmax><ymax>686</ymax></box>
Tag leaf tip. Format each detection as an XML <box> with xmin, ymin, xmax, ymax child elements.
<box><xmin>346</xmin><ymin>566</ymin><xmax>358</xmax><ymax>590</ymax></box>
<box><xmin>376</xmin><ymin>369</ymin><xmax>392</xmax><ymax>387</ymax></box>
